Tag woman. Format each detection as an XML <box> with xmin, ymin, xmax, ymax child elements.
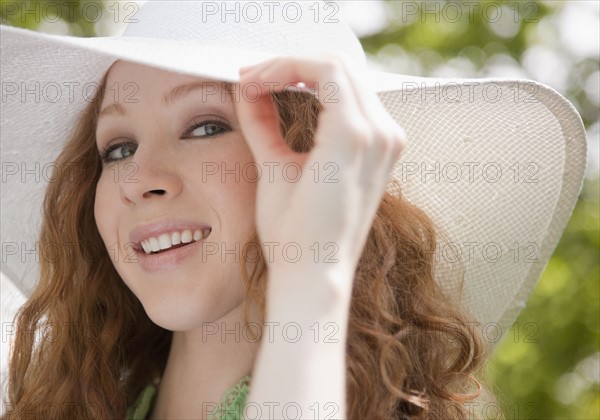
<box><xmin>0</xmin><ymin>1</ymin><xmax>587</xmax><ymax>419</ymax></box>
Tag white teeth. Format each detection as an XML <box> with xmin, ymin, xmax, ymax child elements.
<box><xmin>139</xmin><ymin>228</ymin><xmax>209</xmax><ymax>255</ymax></box>
<box><xmin>181</xmin><ymin>230</ymin><xmax>193</xmax><ymax>243</ymax></box>
<box><xmin>158</xmin><ymin>233</ymin><xmax>171</xmax><ymax>250</ymax></box>
<box><xmin>149</xmin><ymin>237</ymin><xmax>160</xmax><ymax>252</ymax></box>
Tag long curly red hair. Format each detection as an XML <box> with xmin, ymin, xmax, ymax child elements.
<box><xmin>3</xmin><ymin>69</ymin><xmax>489</xmax><ymax>419</ymax></box>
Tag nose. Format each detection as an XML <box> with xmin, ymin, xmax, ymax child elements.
<box><xmin>119</xmin><ymin>145</ymin><xmax>183</xmax><ymax>206</ymax></box>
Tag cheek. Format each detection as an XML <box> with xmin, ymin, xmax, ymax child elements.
<box><xmin>199</xmin><ymin>141</ymin><xmax>257</xmax><ymax>233</ymax></box>
<box><xmin>229</xmin><ymin>181</ymin><xmax>256</xmax><ymax>240</ymax></box>
<box><xmin>222</xmin><ymin>157</ymin><xmax>257</xmax><ymax>233</ymax></box>
<box><xmin>93</xmin><ymin>174</ymin><xmax>120</xmax><ymax>245</ymax></box>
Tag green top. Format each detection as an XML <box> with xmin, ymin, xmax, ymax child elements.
<box><xmin>126</xmin><ymin>375</ymin><xmax>251</xmax><ymax>420</ymax></box>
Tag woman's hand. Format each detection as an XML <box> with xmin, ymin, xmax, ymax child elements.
<box><xmin>237</xmin><ymin>55</ymin><xmax>406</xmax><ymax>419</ymax></box>
<box><xmin>235</xmin><ymin>54</ymin><xmax>405</xmax><ymax>299</ymax></box>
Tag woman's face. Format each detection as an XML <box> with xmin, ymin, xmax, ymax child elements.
<box><xmin>94</xmin><ymin>60</ymin><xmax>257</xmax><ymax>330</ymax></box>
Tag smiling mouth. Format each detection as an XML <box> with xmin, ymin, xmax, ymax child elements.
<box><xmin>137</xmin><ymin>228</ymin><xmax>212</xmax><ymax>255</ymax></box>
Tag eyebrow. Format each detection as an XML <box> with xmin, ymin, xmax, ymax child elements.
<box><xmin>98</xmin><ymin>102</ymin><xmax>127</xmax><ymax>119</ymax></box>
<box><xmin>163</xmin><ymin>81</ymin><xmax>225</xmax><ymax>106</ymax></box>
<box><xmin>98</xmin><ymin>81</ymin><xmax>229</xmax><ymax>119</ymax></box>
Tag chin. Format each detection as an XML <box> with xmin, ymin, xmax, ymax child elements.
<box><xmin>140</xmin><ymin>289</ymin><xmax>246</xmax><ymax>332</ymax></box>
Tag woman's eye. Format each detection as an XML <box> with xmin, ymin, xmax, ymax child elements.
<box><xmin>186</xmin><ymin>120</ymin><xmax>230</xmax><ymax>138</ymax></box>
<box><xmin>99</xmin><ymin>142</ymin><xmax>137</xmax><ymax>163</ymax></box>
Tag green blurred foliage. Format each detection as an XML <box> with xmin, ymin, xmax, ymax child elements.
<box><xmin>362</xmin><ymin>0</ymin><xmax>598</xmax><ymax>128</ymax></box>
<box><xmin>2</xmin><ymin>0</ymin><xmax>598</xmax><ymax>418</ymax></box>
<box><xmin>0</xmin><ymin>0</ymin><xmax>103</xmax><ymax>36</ymax></box>
<box><xmin>362</xmin><ymin>1</ymin><xmax>549</xmax><ymax>61</ymax></box>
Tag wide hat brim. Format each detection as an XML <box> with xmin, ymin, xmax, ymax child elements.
<box><xmin>0</xmin><ymin>17</ymin><xmax>587</xmax><ymax>345</ymax></box>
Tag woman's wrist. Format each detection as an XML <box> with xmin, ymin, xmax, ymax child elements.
<box><xmin>265</xmin><ymin>265</ymin><xmax>355</xmax><ymax>322</ymax></box>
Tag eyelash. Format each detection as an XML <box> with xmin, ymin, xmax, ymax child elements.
<box><xmin>98</xmin><ymin>119</ymin><xmax>231</xmax><ymax>163</ymax></box>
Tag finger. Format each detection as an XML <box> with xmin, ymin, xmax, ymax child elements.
<box><xmin>328</xmin><ymin>55</ymin><xmax>406</xmax><ymax>186</ymax></box>
<box><xmin>241</xmin><ymin>56</ymin><xmax>366</xmax><ymax>133</ymax></box>
<box><xmin>234</xmin><ymin>78</ymin><xmax>290</xmax><ymax>162</ymax></box>
<box><xmin>255</xmin><ymin>55</ymin><xmax>405</xmax><ymax>170</ymax></box>
<box><xmin>344</xmin><ymin>64</ymin><xmax>406</xmax><ymax>153</ymax></box>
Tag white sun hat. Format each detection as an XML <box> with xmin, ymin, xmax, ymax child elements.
<box><xmin>0</xmin><ymin>0</ymin><xmax>587</xmax><ymax>345</ymax></box>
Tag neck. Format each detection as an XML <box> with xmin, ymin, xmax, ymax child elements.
<box><xmin>149</xmin><ymin>302</ymin><xmax>259</xmax><ymax>419</ymax></box>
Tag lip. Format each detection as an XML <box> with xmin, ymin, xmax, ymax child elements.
<box><xmin>135</xmin><ymin>239</ymin><xmax>207</xmax><ymax>272</ymax></box>
<box><xmin>128</xmin><ymin>218</ymin><xmax>213</xmax><ymax>272</ymax></box>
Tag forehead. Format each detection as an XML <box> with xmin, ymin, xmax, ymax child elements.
<box><xmin>105</xmin><ymin>60</ymin><xmax>199</xmax><ymax>84</ymax></box>
<box><xmin>102</xmin><ymin>60</ymin><xmax>228</xmax><ymax>99</ymax></box>
<box><xmin>99</xmin><ymin>60</ymin><xmax>233</xmax><ymax>112</ymax></box>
